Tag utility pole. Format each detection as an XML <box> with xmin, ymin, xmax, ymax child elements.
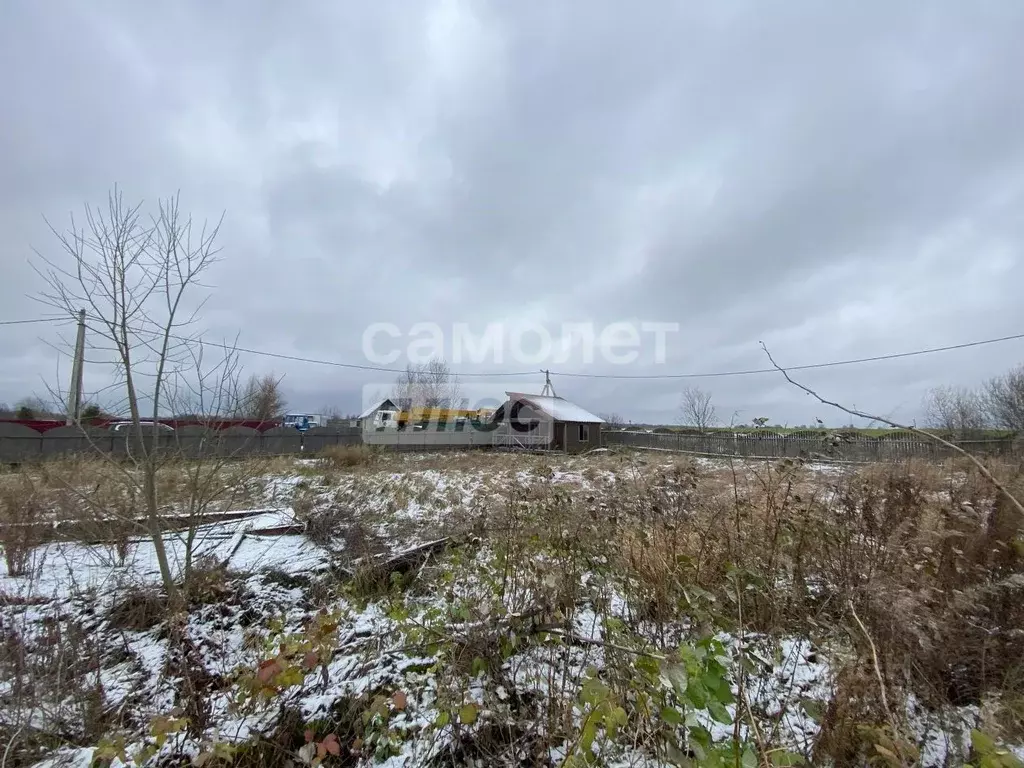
<box><xmin>540</xmin><ymin>369</ymin><xmax>556</xmax><ymax>398</ymax></box>
<box><xmin>66</xmin><ymin>309</ymin><xmax>86</xmax><ymax>426</ymax></box>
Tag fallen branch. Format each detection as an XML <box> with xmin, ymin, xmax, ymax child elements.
<box><xmin>382</xmin><ymin>537</ymin><xmax>451</xmax><ymax>571</ymax></box>
<box><xmin>760</xmin><ymin>342</ymin><xmax>1024</xmax><ymax>519</ymax></box>
<box><xmin>349</xmin><ymin>537</ymin><xmax>453</xmax><ymax>576</ymax></box>
<box><xmin>536</xmin><ymin>626</ymin><xmax>667</xmax><ymax>660</ymax></box>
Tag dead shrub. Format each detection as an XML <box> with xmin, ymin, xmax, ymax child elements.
<box><xmin>183</xmin><ymin>555</ymin><xmax>243</xmax><ymax>606</ymax></box>
<box><xmin>290</xmin><ymin>484</ymin><xmax>316</xmax><ymax>521</ymax></box>
<box><xmin>757</xmin><ymin>460</ymin><xmax>1024</xmax><ymax>720</ymax></box>
<box><xmin>348</xmin><ymin>559</ymin><xmax>396</xmax><ymax>600</ymax></box>
<box><xmin>292</xmin><ymin>487</ymin><xmax>343</xmax><ymax>548</ymax></box>
<box><xmin>596</xmin><ymin>452</ymin><xmax>1024</xmax><ymax>745</ymax></box>
<box><xmin>301</xmin><ymin>495</ymin><xmax>388</xmax><ymax>570</ymax></box>
<box><xmin>879</xmin><ymin>574</ymin><xmax>1024</xmax><ymax>709</ymax></box>
<box><xmin>0</xmin><ymin>606</ymin><xmax>111</xmax><ymax>764</ymax></box>
<box><xmin>0</xmin><ymin>473</ymin><xmax>47</xmax><ymax>577</ymax></box>
<box><xmin>319</xmin><ymin>444</ymin><xmax>375</xmax><ymax>469</ymax></box>
<box><xmin>346</xmin><ymin>537</ymin><xmax>436</xmax><ymax>601</ymax></box>
<box><xmin>106</xmin><ymin>586</ymin><xmax>168</xmax><ymax>631</ymax></box>
<box><xmin>813</xmin><ymin>663</ymin><xmax>901</xmax><ymax>765</ymax></box>
<box><xmin>618</xmin><ymin>527</ymin><xmax>691</xmax><ymax>625</ymax></box>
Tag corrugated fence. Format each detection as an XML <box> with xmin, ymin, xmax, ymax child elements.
<box><xmin>2</xmin><ymin>422</ymin><xmax>1019</xmax><ymax>464</ymax></box>
<box><xmin>0</xmin><ymin>423</ymin><xmax>361</xmax><ymax>463</ymax></box>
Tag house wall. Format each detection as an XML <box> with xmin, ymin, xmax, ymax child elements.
<box><xmin>562</xmin><ymin>421</ymin><xmax>602</xmax><ymax>453</ymax></box>
<box><xmin>360</xmin><ymin>407</ymin><xmax>401</xmax><ymax>433</ymax></box>
<box><xmin>553</xmin><ymin>423</ymin><xmax>565</xmax><ymax>451</ymax></box>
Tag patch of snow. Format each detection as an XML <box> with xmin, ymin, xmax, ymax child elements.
<box><xmin>29</xmin><ymin>747</ymin><xmax>95</xmax><ymax>768</ymax></box>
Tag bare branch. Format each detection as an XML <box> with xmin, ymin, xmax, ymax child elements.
<box><xmin>759</xmin><ymin>341</ymin><xmax>1024</xmax><ymax>519</ymax></box>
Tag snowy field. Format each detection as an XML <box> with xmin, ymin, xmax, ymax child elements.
<box><xmin>2</xmin><ymin>450</ymin><xmax>1022</xmax><ymax>767</ymax></box>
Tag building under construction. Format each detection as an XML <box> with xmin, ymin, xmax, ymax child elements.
<box><xmin>359</xmin><ymin>391</ymin><xmax>604</xmax><ymax>453</ymax></box>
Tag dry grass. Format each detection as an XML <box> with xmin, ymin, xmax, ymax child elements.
<box><xmin>0</xmin><ymin>602</ymin><xmax>112</xmax><ymax>766</ymax></box>
<box><xmin>322</xmin><ymin>450</ymin><xmax>1024</xmax><ymax>763</ymax></box>
<box><xmin>0</xmin><ymin>474</ymin><xmax>47</xmax><ymax>576</ymax></box>
<box><xmin>609</xmin><ymin>455</ymin><xmax>1024</xmax><ymax>759</ymax></box>
<box><xmin>5</xmin><ymin>448</ymin><xmax>1024</xmax><ymax>765</ymax></box>
<box><xmin>318</xmin><ymin>444</ymin><xmax>377</xmax><ymax>469</ymax></box>
<box><xmin>0</xmin><ymin>456</ymin><xmax>269</xmax><ymax>537</ymax></box>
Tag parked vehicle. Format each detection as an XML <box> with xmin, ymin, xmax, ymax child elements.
<box><xmin>109</xmin><ymin>421</ymin><xmax>175</xmax><ymax>433</ymax></box>
<box><xmin>282</xmin><ymin>413</ymin><xmax>327</xmax><ymax>431</ymax></box>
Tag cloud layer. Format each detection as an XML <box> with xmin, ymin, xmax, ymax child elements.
<box><xmin>2</xmin><ymin>0</ymin><xmax>1023</xmax><ymax>425</ymax></box>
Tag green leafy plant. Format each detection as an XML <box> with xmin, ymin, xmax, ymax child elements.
<box><xmin>967</xmin><ymin>729</ymin><xmax>1024</xmax><ymax>768</ymax></box>
<box><xmin>234</xmin><ymin>608</ymin><xmax>341</xmax><ymax>707</ymax></box>
<box><xmin>562</xmin><ymin>669</ymin><xmax>628</xmax><ymax>766</ymax></box>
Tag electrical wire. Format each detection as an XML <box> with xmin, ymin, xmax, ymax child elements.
<box><xmin>69</xmin><ymin>318</ymin><xmax>1024</xmax><ymax>379</ymax></box>
<box><xmin>120</xmin><ymin>326</ymin><xmax>1024</xmax><ymax>380</ymax></box>
<box><xmin>10</xmin><ymin>312</ymin><xmax>1024</xmax><ymax>381</ymax></box>
<box><xmin>548</xmin><ymin>331</ymin><xmax>1024</xmax><ymax>379</ymax></box>
<box><xmin>0</xmin><ymin>316</ymin><xmax>72</xmax><ymax>326</ymax></box>
<box><xmin>81</xmin><ymin>322</ymin><xmax>538</xmax><ymax>377</ymax></box>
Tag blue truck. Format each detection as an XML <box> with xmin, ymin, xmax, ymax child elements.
<box><xmin>282</xmin><ymin>413</ymin><xmax>327</xmax><ymax>432</ymax></box>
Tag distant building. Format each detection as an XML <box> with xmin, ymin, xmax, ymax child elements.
<box><xmin>357</xmin><ymin>398</ymin><xmax>400</xmax><ymax>431</ymax></box>
<box><xmin>491</xmin><ymin>391</ymin><xmax>604</xmax><ymax>453</ymax></box>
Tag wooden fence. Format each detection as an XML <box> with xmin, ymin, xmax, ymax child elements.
<box><xmin>602</xmin><ymin>430</ymin><xmax>1019</xmax><ymax>462</ymax></box>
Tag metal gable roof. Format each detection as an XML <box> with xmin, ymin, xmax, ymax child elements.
<box><xmin>358</xmin><ymin>398</ymin><xmax>398</xmax><ymax>419</ymax></box>
<box><xmin>504</xmin><ymin>392</ymin><xmax>604</xmax><ymax>423</ymax></box>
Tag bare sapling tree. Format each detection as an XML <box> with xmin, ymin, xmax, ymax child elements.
<box><xmin>34</xmin><ymin>188</ymin><xmax>233</xmax><ymax>610</ymax></box>
<box><xmin>922</xmin><ymin>384</ymin><xmax>988</xmax><ymax>438</ymax></box>
<box><xmin>391</xmin><ymin>364</ymin><xmax>419</xmax><ymax>412</ymax></box>
<box><xmin>598</xmin><ymin>412</ymin><xmax>625</xmax><ymax>428</ymax></box>
<box><xmin>981</xmin><ymin>363</ymin><xmax>1024</xmax><ymax>432</ymax></box>
<box><xmin>679</xmin><ymin>385</ymin><xmax>717</xmax><ymax>432</ymax></box>
<box><xmin>419</xmin><ymin>358</ymin><xmax>462</xmax><ymax>410</ymax></box>
<box><xmin>237</xmin><ymin>372</ymin><xmax>286</xmax><ymax>422</ymax></box>
<box><xmin>391</xmin><ymin>358</ymin><xmax>462</xmax><ymax>415</ymax></box>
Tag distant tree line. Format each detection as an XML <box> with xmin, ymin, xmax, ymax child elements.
<box><xmin>0</xmin><ymin>396</ymin><xmax>65</xmax><ymax>420</ymax></box>
<box><xmin>922</xmin><ymin>362</ymin><xmax>1024</xmax><ymax>437</ymax></box>
<box><xmin>0</xmin><ymin>373</ymin><xmax>353</xmax><ymax>426</ymax></box>
<box><xmin>669</xmin><ymin>363</ymin><xmax>1024</xmax><ymax>438</ymax></box>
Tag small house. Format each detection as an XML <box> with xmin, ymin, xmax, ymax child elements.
<box><xmin>492</xmin><ymin>392</ymin><xmax>604</xmax><ymax>453</ymax></box>
<box><xmin>357</xmin><ymin>398</ymin><xmax>400</xmax><ymax>431</ymax></box>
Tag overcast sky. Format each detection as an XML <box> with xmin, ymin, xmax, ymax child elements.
<box><xmin>2</xmin><ymin>1</ymin><xmax>1023</xmax><ymax>426</ymax></box>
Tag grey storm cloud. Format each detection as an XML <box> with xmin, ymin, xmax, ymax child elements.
<box><xmin>1</xmin><ymin>0</ymin><xmax>1022</xmax><ymax>425</ymax></box>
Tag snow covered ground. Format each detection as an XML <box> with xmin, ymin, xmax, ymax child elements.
<box><xmin>2</xmin><ymin>451</ymin><xmax>1021</xmax><ymax>767</ymax></box>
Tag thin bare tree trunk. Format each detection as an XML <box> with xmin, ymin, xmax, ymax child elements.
<box><xmin>34</xmin><ymin>188</ymin><xmax>228</xmax><ymax>609</ymax></box>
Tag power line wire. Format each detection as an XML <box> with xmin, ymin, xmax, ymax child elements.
<box><xmin>185</xmin><ymin>337</ymin><xmax>540</xmax><ymax>377</ymax></box>
<box><xmin>0</xmin><ymin>316</ymin><xmax>71</xmax><ymax>326</ymax></box>
<box><xmin>105</xmin><ymin>324</ymin><xmax>1024</xmax><ymax>380</ymax></box>
<box><xmin>549</xmin><ymin>331</ymin><xmax>1024</xmax><ymax>379</ymax></box>
<box><xmin>81</xmin><ymin>321</ymin><xmax>539</xmax><ymax>377</ymax></box>
<box><xmin>14</xmin><ymin>311</ymin><xmax>1021</xmax><ymax>381</ymax></box>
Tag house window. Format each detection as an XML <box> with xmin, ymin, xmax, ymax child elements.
<box><xmin>578</xmin><ymin>424</ymin><xmax>589</xmax><ymax>442</ymax></box>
